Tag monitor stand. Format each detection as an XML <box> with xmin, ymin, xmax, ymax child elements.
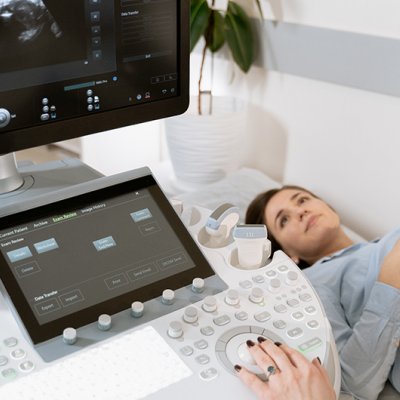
<box><xmin>0</xmin><ymin>152</ymin><xmax>102</xmax><ymax>215</ymax></box>
<box><xmin>0</xmin><ymin>153</ymin><xmax>24</xmax><ymax>193</ymax></box>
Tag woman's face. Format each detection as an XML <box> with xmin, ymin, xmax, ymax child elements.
<box><xmin>264</xmin><ymin>189</ymin><xmax>341</xmax><ymax>263</ymax></box>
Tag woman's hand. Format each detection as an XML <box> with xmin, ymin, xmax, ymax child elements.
<box><xmin>236</xmin><ymin>338</ymin><xmax>336</xmax><ymax>400</ymax></box>
<box><xmin>378</xmin><ymin>239</ymin><xmax>400</xmax><ymax>289</ymax></box>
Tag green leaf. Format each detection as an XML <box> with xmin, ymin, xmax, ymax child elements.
<box><xmin>190</xmin><ymin>0</ymin><xmax>211</xmax><ymax>52</ymax></box>
<box><xmin>224</xmin><ymin>1</ymin><xmax>255</xmax><ymax>73</ymax></box>
<box><xmin>206</xmin><ymin>10</ymin><xmax>226</xmax><ymax>53</ymax></box>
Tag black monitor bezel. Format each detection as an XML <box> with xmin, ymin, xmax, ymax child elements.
<box><xmin>0</xmin><ymin>173</ymin><xmax>215</xmax><ymax>344</ymax></box>
<box><xmin>0</xmin><ymin>1</ymin><xmax>189</xmax><ymax>154</ymax></box>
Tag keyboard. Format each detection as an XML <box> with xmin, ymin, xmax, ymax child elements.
<box><xmin>0</xmin><ymin>326</ymin><xmax>192</xmax><ymax>399</ymax></box>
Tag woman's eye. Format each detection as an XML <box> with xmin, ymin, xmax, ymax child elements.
<box><xmin>298</xmin><ymin>196</ymin><xmax>309</xmax><ymax>205</ymax></box>
<box><xmin>280</xmin><ymin>216</ymin><xmax>288</xmax><ymax>228</ymax></box>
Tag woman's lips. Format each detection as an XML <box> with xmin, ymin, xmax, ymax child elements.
<box><xmin>306</xmin><ymin>215</ymin><xmax>320</xmax><ymax>232</ymax></box>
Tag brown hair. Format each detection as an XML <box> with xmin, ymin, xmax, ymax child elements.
<box><xmin>245</xmin><ymin>185</ymin><xmax>319</xmax><ymax>270</ymax></box>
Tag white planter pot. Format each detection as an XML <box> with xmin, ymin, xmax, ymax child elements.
<box><xmin>164</xmin><ymin>96</ymin><xmax>246</xmax><ymax>185</ymax></box>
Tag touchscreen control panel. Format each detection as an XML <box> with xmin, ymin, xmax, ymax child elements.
<box><xmin>2</xmin><ymin>190</ymin><xmax>195</xmax><ymax>326</ymax></box>
<box><xmin>0</xmin><ymin>168</ymin><xmax>222</xmax><ymax>344</ymax></box>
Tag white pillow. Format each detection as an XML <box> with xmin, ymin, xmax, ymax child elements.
<box><xmin>175</xmin><ymin>168</ymin><xmax>280</xmax><ymax>223</ymax></box>
<box><xmin>175</xmin><ymin>167</ymin><xmax>365</xmax><ymax>243</ymax></box>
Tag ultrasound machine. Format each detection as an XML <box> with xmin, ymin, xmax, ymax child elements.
<box><xmin>0</xmin><ymin>1</ymin><xmax>341</xmax><ymax>398</ymax></box>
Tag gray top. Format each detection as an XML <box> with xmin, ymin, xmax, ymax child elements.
<box><xmin>304</xmin><ymin>228</ymin><xmax>400</xmax><ymax>399</ymax></box>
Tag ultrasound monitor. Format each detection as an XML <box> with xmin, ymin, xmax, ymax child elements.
<box><xmin>0</xmin><ymin>0</ymin><xmax>189</xmax><ymax>194</ymax></box>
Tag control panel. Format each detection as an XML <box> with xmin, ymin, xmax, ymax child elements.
<box><xmin>168</xmin><ymin>204</ymin><xmax>340</xmax><ymax>392</ymax></box>
<box><xmin>155</xmin><ymin>251</ymin><xmax>331</xmax><ymax>381</ymax></box>
<box><xmin>0</xmin><ymin>171</ymin><xmax>340</xmax><ymax>399</ymax></box>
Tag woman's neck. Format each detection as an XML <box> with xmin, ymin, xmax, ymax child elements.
<box><xmin>306</xmin><ymin>230</ymin><xmax>354</xmax><ymax>265</ymax></box>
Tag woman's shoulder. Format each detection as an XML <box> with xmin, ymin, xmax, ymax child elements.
<box><xmin>374</xmin><ymin>227</ymin><xmax>400</xmax><ymax>246</ymax></box>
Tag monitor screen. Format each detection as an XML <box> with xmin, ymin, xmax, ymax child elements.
<box><xmin>0</xmin><ymin>170</ymin><xmax>216</xmax><ymax>344</ymax></box>
<box><xmin>0</xmin><ymin>0</ymin><xmax>189</xmax><ymax>153</ymax></box>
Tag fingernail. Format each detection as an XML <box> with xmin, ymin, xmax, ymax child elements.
<box><xmin>257</xmin><ymin>336</ymin><xmax>266</xmax><ymax>343</ymax></box>
<box><xmin>274</xmin><ymin>342</ymin><xmax>282</xmax><ymax>347</ymax></box>
<box><xmin>246</xmin><ymin>340</ymin><xmax>255</xmax><ymax>347</ymax></box>
<box><xmin>316</xmin><ymin>357</ymin><xmax>321</xmax><ymax>364</ymax></box>
<box><xmin>234</xmin><ymin>364</ymin><xmax>242</xmax><ymax>372</ymax></box>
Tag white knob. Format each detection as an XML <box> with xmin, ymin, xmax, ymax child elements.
<box><xmin>98</xmin><ymin>314</ymin><xmax>112</xmax><ymax>331</ymax></box>
<box><xmin>225</xmin><ymin>289</ymin><xmax>240</xmax><ymax>306</ymax></box>
<box><xmin>162</xmin><ymin>289</ymin><xmax>175</xmax><ymax>305</ymax></box>
<box><xmin>286</xmin><ymin>271</ymin><xmax>299</xmax><ymax>285</ymax></box>
<box><xmin>168</xmin><ymin>321</ymin><xmax>183</xmax><ymax>338</ymax></box>
<box><xmin>131</xmin><ymin>301</ymin><xmax>144</xmax><ymax>318</ymax></box>
<box><xmin>202</xmin><ymin>296</ymin><xmax>217</xmax><ymax>312</ymax></box>
<box><xmin>63</xmin><ymin>327</ymin><xmax>77</xmax><ymax>345</ymax></box>
<box><xmin>183</xmin><ymin>306</ymin><xmax>198</xmax><ymax>323</ymax></box>
<box><xmin>249</xmin><ymin>287</ymin><xmax>264</xmax><ymax>304</ymax></box>
<box><xmin>192</xmin><ymin>278</ymin><xmax>205</xmax><ymax>293</ymax></box>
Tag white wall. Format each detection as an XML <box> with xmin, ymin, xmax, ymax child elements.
<box><xmin>249</xmin><ymin>0</ymin><xmax>400</xmax><ymax>38</ymax></box>
<box><xmin>189</xmin><ymin>0</ymin><xmax>400</xmax><ymax>240</ymax></box>
<box><xmin>78</xmin><ymin>1</ymin><xmax>400</xmax><ymax>239</ymax></box>
<box><xmin>80</xmin><ymin>121</ymin><xmax>162</xmax><ymax>176</ymax></box>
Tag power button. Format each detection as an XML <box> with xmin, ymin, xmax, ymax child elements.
<box><xmin>0</xmin><ymin>108</ymin><xmax>11</xmax><ymax>128</ymax></box>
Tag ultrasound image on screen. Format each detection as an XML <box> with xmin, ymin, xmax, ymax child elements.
<box><xmin>0</xmin><ymin>0</ymin><xmax>86</xmax><ymax>74</ymax></box>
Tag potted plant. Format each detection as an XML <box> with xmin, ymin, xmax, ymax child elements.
<box><xmin>190</xmin><ymin>0</ymin><xmax>263</xmax><ymax>114</ymax></box>
<box><xmin>164</xmin><ymin>0</ymin><xmax>263</xmax><ymax>186</ymax></box>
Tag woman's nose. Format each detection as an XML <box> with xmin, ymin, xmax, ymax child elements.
<box><xmin>297</xmin><ymin>209</ymin><xmax>309</xmax><ymax>221</ymax></box>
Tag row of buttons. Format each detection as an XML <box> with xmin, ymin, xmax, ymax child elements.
<box><xmin>151</xmin><ymin>73</ymin><xmax>177</xmax><ymax>84</ymax></box>
<box><xmin>238</xmin><ymin>265</ymin><xmax>315</xmax><ymax>307</ymax></box>
<box><xmin>89</xmin><ymin>0</ymin><xmax>102</xmax><ymax>61</ymax></box>
<box><xmin>239</xmin><ymin>277</ymin><xmax>302</xmax><ymax>292</ymax></box>
<box><xmin>178</xmin><ymin>339</ymin><xmax>219</xmax><ymax>382</ymax></box>
<box><xmin>197</xmin><ymin>319</ymin><xmax>319</xmax><ymax>339</ymax></box>
<box><xmin>171</xmin><ymin>302</ymin><xmax>320</xmax><ymax>341</ymax></box>
<box><xmin>86</xmin><ymin>89</ymin><xmax>101</xmax><ymax>112</ymax></box>
<box><xmin>1</xmin><ymin>337</ymin><xmax>34</xmax><ymax>382</ymax></box>
<box><xmin>40</xmin><ymin>98</ymin><xmax>57</xmax><ymax>121</ymax></box>
<box><xmin>201</xmin><ymin>288</ymin><xmax>313</xmax><ymax>314</ymax></box>
<box><xmin>272</xmin><ymin>293</ymin><xmax>313</xmax><ymax>314</ymax></box>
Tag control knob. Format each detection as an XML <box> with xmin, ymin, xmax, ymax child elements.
<box><xmin>131</xmin><ymin>301</ymin><xmax>144</xmax><ymax>318</ymax></box>
<box><xmin>63</xmin><ymin>327</ymin><xmax>77</xmax><ymax>345</ymax></box>
<box><xmin>225</xmin><ymin>289</ymin><xmax>240</xmax><ymax>306</ymax></box>
<box><xmin>168</xmin><ymin>321</ymin><xmax>183</xmax><ymax>338</ymax></box>
<box><xmin>98</xmin><ymin>314</ymin><xmax>112</xmax><ymax>331</ymax></box>
<box><xmin>162</xmin><ymin>289</ymin><xmax>175</xmax><ymax>305</ymax></box>
<box><xmin>0</xmin><ymin>108</ymin><xmax>11</xmax><ymax>128</ymax></box>
<box><xmin>202</xmin><ymin>296</ymin><xmax>217</xmax><ymax>312</ymax></box>
<box><xmin>191</xmin><ymin>277</ymin><xmax>205</xmax><ymax>293</ymax></box>
<box><xmin>183</xmin><ymin>306</ymin><xmax>198</xmax><ymax>323</ymax></box>
<box><xmin>249</xmin><ymin>287</ymin><xmax>264</xmax><ymax>304</ymax></box>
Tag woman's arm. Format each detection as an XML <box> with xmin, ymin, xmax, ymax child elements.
<box><xmin>378</xmin><ymin>239</ymin><xmax>400</xmax><ymax>289</ymax></box>
<box><xmin>323</xmin><ymin>283</ymin><xmax>400</xmax><ymax>400</ymax></box>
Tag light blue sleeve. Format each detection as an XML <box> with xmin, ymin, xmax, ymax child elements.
<box><xmin>323</xmin><ymin>282</ymin><xmax>400</xmax><ymax>400</ymax></box>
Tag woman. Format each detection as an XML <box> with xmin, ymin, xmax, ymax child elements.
<box><xmin>245</xmin><ymin>186</ymin><xmax>400</xmax><ymax>400</ymax></box>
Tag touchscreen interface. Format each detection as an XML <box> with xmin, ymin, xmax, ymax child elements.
<box><xmin>0</xmin><ymin>175</ymin><xmax>209</xmax><ymax>339</ymax></box>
